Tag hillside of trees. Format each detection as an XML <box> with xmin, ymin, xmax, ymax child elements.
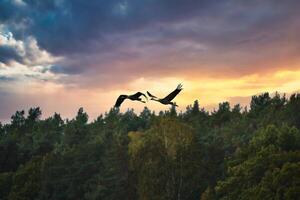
<box><xmin>1</xmin><ymin>92</ymin><xmax>300</xmax><ymax>200</ymax></box>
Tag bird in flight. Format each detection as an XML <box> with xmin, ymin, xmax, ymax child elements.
<box><xmin>114</xmin><ymin>92</ymin><xmax>148</xmax><ymax>108</ymax></box>
<box><xmin>147</xmin><ymin>84</ymin><xmax>183</xmax><ymax>106</ymax></box>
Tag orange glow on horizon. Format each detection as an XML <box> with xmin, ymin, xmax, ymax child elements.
<box><xmin>6</xmin><ymin>68</ymin><xmax>299</xmax><ymax>122</ymax></box>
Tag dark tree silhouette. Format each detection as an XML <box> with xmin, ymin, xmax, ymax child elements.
<box><xmin>0</xmin><ymin>92</ymin><xmax>300</xmax><ymax>200</ymax></box>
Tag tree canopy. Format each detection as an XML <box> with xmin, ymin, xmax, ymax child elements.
<box><xmin>0</xmin><ymin>92</ymin><xmax>300</xmax><ymax>200</ymax></box>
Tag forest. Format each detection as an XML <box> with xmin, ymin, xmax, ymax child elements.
<box><xmin>0</xmin><ymin>92</ymin><xmax>300</xmax><ymax>200</ymax></box>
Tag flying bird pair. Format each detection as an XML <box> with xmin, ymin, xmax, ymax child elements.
<box><xmin>114</xmin><ymin>84</ymin><xmax>183</xmax><ymax>108</ymax></box>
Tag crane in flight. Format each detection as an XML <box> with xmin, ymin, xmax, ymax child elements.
<box><xmin>147</xmin><ymin>84</ymin><xmax>183</xmax><ymax>106</ymax></box>
<box><xmin>114</xmin><ymin>92</ymin><xmax>148</xmax><ymax>108</ymax></box>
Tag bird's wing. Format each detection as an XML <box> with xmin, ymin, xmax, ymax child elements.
<box><xmin>162</xmin><ymin>84</ymin><xmax>183</xmax><ymax>101</ymax></box>
<box><xmin>140</xmin><ymin>92</ymin><xmax>148</xmax><ymax>100</ymax></box>
<box><xmin>147</xmin><ymin>91</ymin><xmax>158</xmax><ymax>99</ymax></box>
<box><xmin>114</xmin><ymin>95</ymin><xmax>127</xmax><ymax>107</ymax></box>
<box><xmin>131</xmin><ymin>92</ymin><xmax>148</xmax><ymax>100</ymax></box>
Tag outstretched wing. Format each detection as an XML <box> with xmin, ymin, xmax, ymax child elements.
<box><xmin>147</xmin><ymin>91</ymin><xmax>157</xmax><ymax>99</ymax></box>
<box><xmin>162</xmin><ymin>84</ymin><xmax>183</xmax><ymax>101</ymax></box>
<box><xmin>130</xmin><ymin>92</ymin><xmax>148</xmax><ymax>100</ymax></box>
<box><xmin>114</xmin><ymin>95</ymin><xmax>127</xmax><ymax>108</ymax></box>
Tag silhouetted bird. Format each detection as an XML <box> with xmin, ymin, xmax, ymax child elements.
<box><xmin>147</xmin><ymin>84</ymin><xmax>183</xmax><ymax>106</ymax></box>
<box><xmin>114</xmin><ymin>92</ymin><xmax>148</xmax><ymax>108</ymax></box>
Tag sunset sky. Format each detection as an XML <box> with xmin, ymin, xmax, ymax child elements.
<box><xmin>1</xmin><ymin>0</ymin><xmax>300</xmax><ymax>122</ymax></box>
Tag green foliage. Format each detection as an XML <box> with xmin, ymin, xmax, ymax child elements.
<box><xmin>0</xmin><ymin>92</ymin><xmax>300</xmax><ymax>200</ymax></box>
<box><xmin>129</xmin><ymin>117</ymin><xmax>201</xmax><ymax>200</ymax></box>
<box><xmin>215</xmin><ymin>124</ymin><xmax>300</xmax><ymax>200</ymax></box>
<box><xmin>8</xmin><ymin>156</ymin><xmax>43</xmax><ymax>200</ymax></box>
<box><xmin>0</xmin><ymin>172</ymin><xmax>13</xmax><ymax>199</ymax></box>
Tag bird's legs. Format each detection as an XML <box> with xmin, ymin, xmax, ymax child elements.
<box><xmin>171</xmin><ymin>102</ymin><xmax>178</xmax><ymax>107</ymax></box>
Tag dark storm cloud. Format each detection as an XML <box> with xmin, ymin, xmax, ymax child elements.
<box><xmin>1</xmin><ymin>0</ymin><xmax>300</xmax><ymax>83</ymax></box>
<box><xmin>33</xmin><ymin>0</ymin><xmax>300</xmax><ymax>53</ymax></box>
<box><xmin>49</xmin><ymin>64</ymin><xmax>83</xmax><ymax>75</ymax></box>
<box><xmin>0</xmin><ymin>0</ymin><xmax>14</xmax><ymax>22</ymax></box>
<box><xmin>0</xmin><ymin>45</ymin><xmax>23</xmax><ymax>64</ymax></box>
<box><xmin>2</xmin><ymin>0</ymin><xmax>218</xmax><ymax>54</ymax></box>
<box><xmin>0</xmin><ymin>0</ymin><xmax>21</xmax><ymax>22</ymax></box>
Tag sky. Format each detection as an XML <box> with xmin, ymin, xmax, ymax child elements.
<box><xmin>1</xmin><ymin>0</ymin><xmax>300</xmax><ymax>122</ymax></box>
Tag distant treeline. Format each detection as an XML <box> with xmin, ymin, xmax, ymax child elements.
<box><xmin>0</xmin><ymin>92</ymin><xmax>300</xmax><ymax>200</ymax></box>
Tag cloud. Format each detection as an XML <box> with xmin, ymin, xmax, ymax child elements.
<box><xmin>0</xmin><ymin>60</ymin><xmax>64</xmax><ymax>86</ymax></box>
<box><xmin>0</xmin><ymin>45</ymin><xmax>23</xmax><ymax>64</ymax></box>
<box><xmin>0</xmin><ymin>30</ymin><xmax>61</xmax><ymax>65</ymax></box>
<box><xmin>1</xmin><ymin>0</ymin><xmax>300</xmax><ymax>82</ymax></box>
<box><xmin>0</xmin><ymin>75</ymin><xmax>15</xmax><ymax>81</ymax></box>
<box><xmin>0</xmin><ymin>28</ymin><xmax>62</xmax><ymax>84</ymax></box>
